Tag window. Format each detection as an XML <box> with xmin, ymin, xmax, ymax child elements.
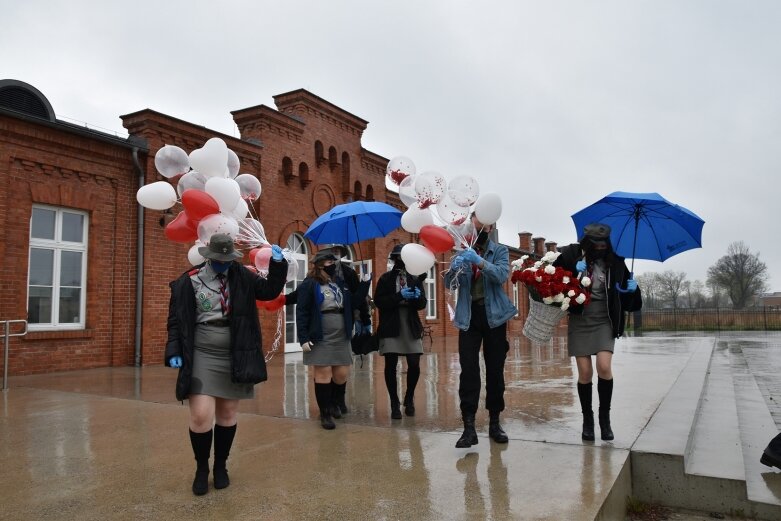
<box><xmin>285</xmin><ymin>233</ymin><xmax>308</xmax><ymax>351</ymax></box>
<box><xmin>513</xmin><ymin>283</ymin><xmax>520</xmax><ymax>317</ymax></box>
<box><xmin>426</xmin><ymin>265</ymin><xmax>437</xmax><ymax>319</ymax></box>
<box><xmin>28</xmin><ymin>205</ymin><xmax>88</xmax><ymax>329</ymax></box>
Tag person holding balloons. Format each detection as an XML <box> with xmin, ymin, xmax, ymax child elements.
<box><xmin>296</xmin><ymin>250</ymin><xmax>370</xmax><ymax>429</ymax></box>
<box><xmin>446</xmin><ymin>212</ymin><xmax>517</xmax><ymax>448</ymax></box>
<box><xmin>165</xmin><ymin>233</ymin><xmax>288</xmax><ymax>495</ymax></box>
<box><xmin>374</xmin><ymin>244</ymin><xmax>428</xmax><ymax>419</ymax></box>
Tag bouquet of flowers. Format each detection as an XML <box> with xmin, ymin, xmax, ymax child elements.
<box><xmin>511</xmin><ymin>251</ymin><xmax>591</xmax><ymax>343</ymax></box>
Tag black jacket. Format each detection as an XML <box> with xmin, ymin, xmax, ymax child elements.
<box><xmin>295</xmin><ymin>275</ymin><xmax>370</xmax><ymax>346</ymax></box>
<box><xmin>284</xmin><ymin>262</ymin><xmax>370</xmax><ymax>325</ymax></box>
<box><xmin>553</xmin><ymin>243</ymin><xmax>642</xmax><ymax>338</ymax></box>
<box><xmin>165</xmin><ymin>259</ymin><xmax>288</xmax><ymax>401</ymax></box>
<box><xmin>374</xmin><ymin>269</ymin><xmax>427</xmax><ymax>340</ymax></box>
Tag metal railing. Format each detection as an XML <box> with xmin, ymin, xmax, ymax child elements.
<box><xmin>628</xmin><ymin>307</ymin><xmax>781</xmax><ymax>332</ymax></box>
<box><xmin>2</xmin><ymin>320</ymin><xmax>28</xmax><ymax>391</ymax></box>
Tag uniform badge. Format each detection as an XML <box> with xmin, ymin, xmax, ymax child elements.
<box><xmin>198</xmin><ymin>292</ymin><xmax>213</xmax><ymax>311</ymax></box>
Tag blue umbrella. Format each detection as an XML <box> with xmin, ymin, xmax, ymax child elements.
<box><xmin>571</xmin><ymin>191</ymin><xmax>705</xmax><ymax>275</ymax></box>
<box><xmin>304</xmin><ymin>201</ymin><xmax>402</xmax><ymax>248</ymax></box>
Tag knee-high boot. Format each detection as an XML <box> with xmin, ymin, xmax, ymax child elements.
<box><xmin>385</xmin><ymin>356</ymin><xmax>401</xmax><ymax>419</ymax></box>
<box><xmin>213</xmin><ymin>424</ymin><xmax>236</xmax><ymax>489</ymax></box>
<box><xmin>577</xmin><ymin>382</ymin><xmax>595</xmax><ymax>441</ymax></box>
<box><xmin>189</xmin><ymin>429</ymin><xmax>213</xmax><ymax>495</ymax></box>
<box><xmin>404</xmin><ymin>358</ymin><xmax>420</xmax><ymax>417</ymax></box>
<box><xmin>331</xmin><ymin>379</ymin><xmax>348</xmax><ymax>416</ymax></box>
<box><xmin>598</xmin><ymin>377</ymin><xmax>614</xmax><ymax>440</ymax></box>
<box><xmin>314</xmin><ymin>382</ymin><xmax>335</xmax><ymax>430</ymax></box>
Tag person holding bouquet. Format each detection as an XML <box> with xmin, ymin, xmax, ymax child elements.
<box><xmin>374</xmin><ymin>244</ymin><xmax>427</xmax><ymax>419</ymax></box>
<box><xmin>446</xmin><ymin>214</ymin><xmax>518</xmax><ymax>448</ymax></box>
<box><xmin>553</xmin><ymin>223</ymin><xmax>642</xmax><ymax>441</ymax></box>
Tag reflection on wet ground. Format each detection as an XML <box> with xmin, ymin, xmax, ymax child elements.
<box><xmin>3</xmin><ymin>332</ymin><xmax>780</xmax><ymax>520</ymax></box>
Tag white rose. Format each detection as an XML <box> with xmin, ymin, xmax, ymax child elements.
<box><xmin>535</xmin><ymin>276</ymin><xmax>543</xmax><ymax>283</ymax></box>
<box><xmin>543</xmin><ymin>296</ymin><xmax>554</xmax><ymax>304</ymax></box>
<box><xmin>567</xmin><ymin>290</ymin><xmax>576</xmax><ymax>297</ymax></box>
<box><xmin>544</xmin><ymin>265</ymin><xmax>556</xmax><ymax>275</ymax></box>
<box><xmin>542</xmin><ymin>251</ymin><xmax>557</xmax><ymax>262</ymax></box>
<box><xmin>561</xmin><ymin>298</ymin><xmax>570</xmax><ymax>311</ymax></box>
<box><xmin>562</xmin><ymin>276</ymin><xmax>570</xmax><ymax>284</ymax></box>
<box><xmin>521</xmin><ymin>255</ymin><xmax>529</xmax><ymax>261</ymax></box>
<box><xmin>575</xmin><ymin>293</ymin><xmax>587</xmax><ymax>304</ymax></box>
<box><xmin>581</xmin><ymin>276</ymin><xmax>591</xmax><ymax>287</ymax></box>
<box><xmin>553</xmin><ymin>293</ymin><xmax>565</xmax><ymax>302</ymax></box>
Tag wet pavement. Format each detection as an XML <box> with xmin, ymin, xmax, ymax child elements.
<box><xmin>2</xmin><ymin>332</ymin><xmax>780</xmax><ymax>520</ymax></box>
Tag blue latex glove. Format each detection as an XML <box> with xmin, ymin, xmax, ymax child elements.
<box><xmin>362</xmin><ymin>324</ymin><xmax>372</xmax><ymax>335</ymax></box>
<box><xmin>353</xmin><ymin>320</ymin><xmax>363</xmax><ymax>336</ymax></box>
<box><xmin>626</xmin><ymin>279</ymin><xmax>638</xmax><ymax>292</ymax></box>
<box><xmin>270</xmin><ymin>245</ymin><xmax>284</xmax><ymax>261</ymax></box>
<box><xmin>576</xmin><ymin>259</ymin><xmax>587</xmax><ymax>273</ymax></box>
<box><xmin>400</xmin><ymin>287</ymin><xmax>416</xmax><ymax>299</ymax></box>
<box><xmin>168</xmin><ymin>356</ymin><xmax>182</xmax><ymax>368</ymax></box>
<box><xmin>413</xmin><ymin>287</ymin><xmax>422</xmax><ymax>299</ymax></box>
<box><xmin>450</xmin><ymin>255</ymin><xmax>465</xmax><ymax>271</ymax></box>
<box><xmin>461</xmin><ymin>248</ymin><xmax>483</xmax><ymax>266</ymax></box>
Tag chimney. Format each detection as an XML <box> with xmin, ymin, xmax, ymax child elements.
<box><xmin>518</xmin><ymin>232</ymin><xmax>532</xmax><ymax>252</ymax></box>
<box><xmin>533</xmin><ymin>237</ymin><xmax>546</xmax><ymax>256</ymax></box>
<box><xmin>545</xmin><ymin>241</ymin><xmax>558</xmax><ymax>252</ymax></box>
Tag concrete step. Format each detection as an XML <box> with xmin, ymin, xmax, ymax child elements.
<box><xmin>729</xmin><ymin>342</ymin><xmax>781</xmax><ymax>517</ymax></box>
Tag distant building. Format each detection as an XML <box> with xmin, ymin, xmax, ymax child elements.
<box><xmin>759</xmin><ymin>292</ymin><xmax>781</xmax><ymax>309</ymax></box>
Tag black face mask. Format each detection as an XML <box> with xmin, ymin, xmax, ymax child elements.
<box><xmin>476</xmin><ymin>231</ymin><xmax>489</xmax><ymax>246</ymax></box>
<box><xmin>393</xmin><ymin>259</ymin><xmax>405</xmax><ymax>270</ymax></box>
<box><xmin>323</xmin><ymin>264</ymin><xmax>337</xmax><ymax>277</ymax></box>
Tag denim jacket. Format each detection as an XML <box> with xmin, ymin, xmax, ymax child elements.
<box><xmin>444</xmin><ymin>240</ymin><xmax>518</xmax><ymax>331</ymax></box>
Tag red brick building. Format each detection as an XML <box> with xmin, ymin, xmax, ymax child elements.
<box><xmin>1</xmin><ymin>79</ymin><xmax>550</xmax><ymax>376</ymax></box>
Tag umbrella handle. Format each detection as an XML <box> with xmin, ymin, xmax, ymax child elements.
<box><xmin>615</xmin><ymin>271</ymin><xmax>634</xmax><ymax>294</ymax></box>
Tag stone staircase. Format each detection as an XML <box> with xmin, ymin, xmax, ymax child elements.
<box><xmin>629</xmin><ymin>337</ymin><xmax>781</xmax><ymax>519</ymax></box>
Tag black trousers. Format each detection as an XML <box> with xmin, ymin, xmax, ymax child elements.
<box><xmin>458</xmin><ymin>301</ymin><xmax>509</xmax><ymax>416</ymax></box>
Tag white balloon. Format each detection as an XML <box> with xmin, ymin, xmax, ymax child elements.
<box><xmin>283</xmin><ymin>249</ymin><xmax>299</xmax><ymax>281</ymax></box>
<box><xmin>228</xmin><ymin>197</ymin><xmax>249</xmax><ymax>220</ymax></box>
<box><xmin>474</xmin><ymin>193</ymin><xmax>502</xmax><ymax>225</ymax></box>
<box><xmin>197</xmin><ymin>214</ymin><xmax>240</xmax><ymax>242</ymax></box>
<box><xmin>401</xmin><ymin>206</ymin><xmax>434</xmax><ymax>233</ymax></box>
<box><xmin>189</xmin><ymin>138</ymin><xmax>229</xmax><ymax>178</ymax></box>
<box><xmin>235</xmin><ymin>173</ymin><xmax>262</xmax><ymax>201</ymax></box>
<box><xmin>414</xmin><ymin>171</ymin><xmax>446</xmax><ymax>209</ymax></box>
<box><xmin>205</xmin><ymin>177</ymin><xmax>241</xmax><ymax>213</ymax></box>
<box><xmin>448</xmin><ymin>176</ymin><xmax>480</xmax><ymax>206</ymax></box>
<box><xmin>154</xmin><ymin>145</ymin><xmax>190</xmax><ymax>178</ymax></box>
<box><xmin>227</xmin><ymin>149</ymin><xmax>240</xmax><ymax>179</ymax></box>
<box><xmin>436</xmin><ymin>192</ymin><xmax>470</xmax><ymax>225</ymax></box>
<box><xmin>386</xmin><ymin>156</ymin><xmax>416</xmax><ymax>186</ymax></box>
<box><xmin>400</xmin><ymin>243</ymin><xmax>436</xmax><ymax>276</ymax></box>
<box><xmin>188</xmin><ymin>242</ymin><xmax>206</xmax><ymax>266</ymax></box>
<box><xmin>136</xmin><ymin>181</ymin><xmax>177</xmax><ymax>210</ymax></box>
<box><xmin>398</xmin><ymin>175</ymin><xmax>417</xmax><ymax>207</ymax></box>
<box><xmin>176</xmin><ymin>170</ymin><xmax>206</xmax><ymax>197</ymax></box>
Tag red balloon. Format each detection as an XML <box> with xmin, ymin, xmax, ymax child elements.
<box><xmin>164</xmin><ymin>211</ymin><xmax>198</xmax><ymax>243</ymax></box>
<box><xmin>182</xmin><ymin>190</ymin><xmax>219</xmax><ymax>222</ymax></box>
<box><xmin>419</xmin><ymin>224</ymin><xmax>455</xmax><ymax>254</ymax></box>
<box><xmin>259</xmin><ymin>293</ymin><xmax>285</xmax><ymax>312</ymax></box>
<box><xmin>254</xmin><ymin>248</ymin><xmax>273</xmax><ymax>272</ymax></box>
<box><xmin>249</xmin><ymin>248</ymin><xmax>262</xmax><ymax>265</ymax></box>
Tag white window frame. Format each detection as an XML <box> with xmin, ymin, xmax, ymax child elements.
<box><xmin>513</xmin><ymin>283</ymin><xmax>520</xmax><ymax>317</ymax></box>
<box><xmin>426</xmin><ymin>265</ymin><xmax>437</xmax><ymax>319</ymax></box>
<box><xmin>284</xmin><ymin>233</ymin><xmax>309</xmax><ymax>352</ymax></box>
<box><xmin>27</xmin><ymin>204</ymin><xmax>89</xmax><ymax>330</ymax></box>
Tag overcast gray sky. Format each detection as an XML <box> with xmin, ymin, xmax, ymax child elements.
<box><xmin>3</xmin><ymin>0</ymin><xmax>780</xmax><ymax>290</ymax></box>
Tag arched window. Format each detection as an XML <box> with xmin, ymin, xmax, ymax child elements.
<box><xmin>285</xmin><ymin>233</ymin><xmax>308</xmax><ymax>351</ymax></box>
<box><xmin>282</xmin><ymin>157</ymin><xmax>293</xmax><ymax>180</ymax></box>
<box><xmin>341</xmin><ymin>151</ymin><xmax>350</xmax><ymax>176</ymax></box>
<box><xmin>365</xmin><ymin>184</ymin><xmax>374</xmax><ymax>201</ymax></box>
<box><xmin>299</xmin><ymin>162</ymin><xmax>310</xmax><ymax>187</ymax></box>
<box><xmin>314</xmin><ymin>140</ymin><xmax>325</xmax><ymax>166</ymax></box>
<box><xmin>353</xmin><ymin>180</ymin><xmax>362</xmax><ymax>200</ymax></box>
<box><xmin>328</xmin><ymin>146</ymin><xmax>338</xmax><ymax>170</ymax></box>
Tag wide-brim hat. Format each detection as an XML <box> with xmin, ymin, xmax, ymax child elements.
<box><xmin>389</xmin><ymin>243</ymin><xmax>405</xmax><ymax>258</ymax></box>
<box><xmin>198</xmin><ymin>233</ymin><xmax>243</xmax><ymax>261</ymax></box>
<box><xmin>312</xmin><ymin>250</ymin><xmax>338</xmax><ymax>265</ymax></box>
<box><xmin>582</xmin><ymin>223</ymin><xmax>611</xmax><ymax>243</ymax></box>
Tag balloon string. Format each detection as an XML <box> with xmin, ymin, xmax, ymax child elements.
<box><xmin>264</xmin><ymin>307</ymin><xmax>284</xmax><ymax>362</ymax></box>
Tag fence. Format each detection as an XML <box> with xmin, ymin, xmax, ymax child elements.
<box><xmin>629</xmin><ymin>307</ymin><xmax>781</xmax><ymax>332</ymax></box>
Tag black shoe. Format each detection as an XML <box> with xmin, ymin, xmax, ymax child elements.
<box><xmin>192</xmin><ymin>469</ymin><xmax>209</xmax><ymax>495</ymax></box>
<box><xmin>338</xmin><ymin>402</ymin><xmax>349</xmax><ymax>414</ymax></box>
<box><xmin>391</xmin><ymin>405</ymin><xmax>402</xmax><ymax>420</ymax></box>
<box><xmin>456</xmin><ymin>416</ymin><xmax>478</xmax><ymax>448</ymax></box>
<box><xmin>404</xmin><ymin>403</ymin><xmax>415</xmax><ymax>417</ymax></box>
<box><xmin>761</xmin><ymin>451</ymin><xmax>781</xmax><ymax>469</ymax></box>
<box><xmin>599</xmin><ymin>410</ymin><xmax>614</xmax><ymax>441</ymax></box>
<box><xmin>582</xmin><ymin>411</ymin><xmax>595</xmax><ymax>441</ymax></box>
<box><xmin>489</xmin><ymin>422</ymin><xmax>509</xmax><ymax>443</ymax></box>
<box><xmin>213</xmin><ymin>466</ymin><xmax>230</xmax><ymax>489</ymax></box>
<box><xmin>320</xmin><ymin>413</ymin><xmax>336</xmax><ymax>430</ymax></box>
<box><xmin>331</xmin><ymin>405</ymin><xmax>342</xmax><ymax>419</ymax></box>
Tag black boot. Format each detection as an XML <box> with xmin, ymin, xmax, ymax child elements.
<box><xmin>404</xmin><ymin>355</ymin><xmax>421</xmax><ymax>417</ymax></box>
<box><xmin>385</xmin><ymin>356</ymin><xmax>402</xmax><ymax>419</ymax></box>
<box><xmin>314</xmin><ymin>382</ymin><xmax>335</xmax><ymax>430</ymax></box>
<box><xmin>332</xmin><ymin>380</ymin><xmax>348</xmax><ymax>415</ymax></box>
<box><xmin>488</xmin><ymin>412</ymin><xmax>509</xmax><ymax>443</ymax></box>
<box><xmin>577</xmin><ymin>382</ymin><xmax>595</xmax><ymax>441</ymax></box>
<box><xmin>213</xmin><ymin>424</ymin><xmax>236</xmax><ymax>490</ymax></box>
<box><xmin>598</xmin><ymin>377</ymin><xmax>614</xmax><ymax>441</ymax></box>
<box><xmin>329</xmin><ymin>381</ymin><xmax>342</xmax><ymax>419</ymax></box>
<box><xmin>760</xmin><ymin>432</ymin><xmax>781</xmax><ymax>469</ymax></box>
<box><xmin>189</xmin><ymin>429</ymin><xmax>212</xmax><ymax>495</ymax></box>
<box><xmin>455</xmin><ymin>415</ymin><xmax>478</xmax><ymax>448</ymax></box>
<box><xmin>403</xmin><ymin>390</ymin><xmax>415</xmax><ymax>417</ymax></box>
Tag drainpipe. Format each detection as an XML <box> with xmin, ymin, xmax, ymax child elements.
<box><xmin>132</xmin><ymin>147</ymin><xmax>145</xmax><ymax>367</ymax></box>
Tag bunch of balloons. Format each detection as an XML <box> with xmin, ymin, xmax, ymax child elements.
<box><xmin>385</xmin><ymin>156</ymin><xmax>503</xmax><ymax>276</ymax></box>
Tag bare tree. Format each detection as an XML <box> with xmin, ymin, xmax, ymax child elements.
<box><xmin>689</xmin><ymin>280</ymin><xmax>707</xmax><ymax>308</ymax></box>
<box><xmin>707</xmin><ymin>241</ymin><xmax>769</xmax><ymax>309</ymax></box>
<box><xmin>635</xmin><ymin>272</ymin><xmax>662</xmax><ymax>308</ymax></box>
<box><xmin>656</xmin><ymin>271</ymin><xmax>688</xmax><ymax>308</ymax></box>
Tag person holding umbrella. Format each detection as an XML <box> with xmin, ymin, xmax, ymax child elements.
<box><xmin>296</xmin><ymin>250</ymin><xmax>370</xmax><ymax>429</ymax></box>
<box><xmin>553</xmin><ymin>223</ymin><xmax>642</xmax><ymax>441</ymax></box>
<box><xmin>374</xmin><ymin>244</ymin><xmax>427</xmax><ymax>419</ymax></box>
<box><xmin>165</xmin><ymin>233</ymin><xmax>288</xmax><ymax>495</ymax></box>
